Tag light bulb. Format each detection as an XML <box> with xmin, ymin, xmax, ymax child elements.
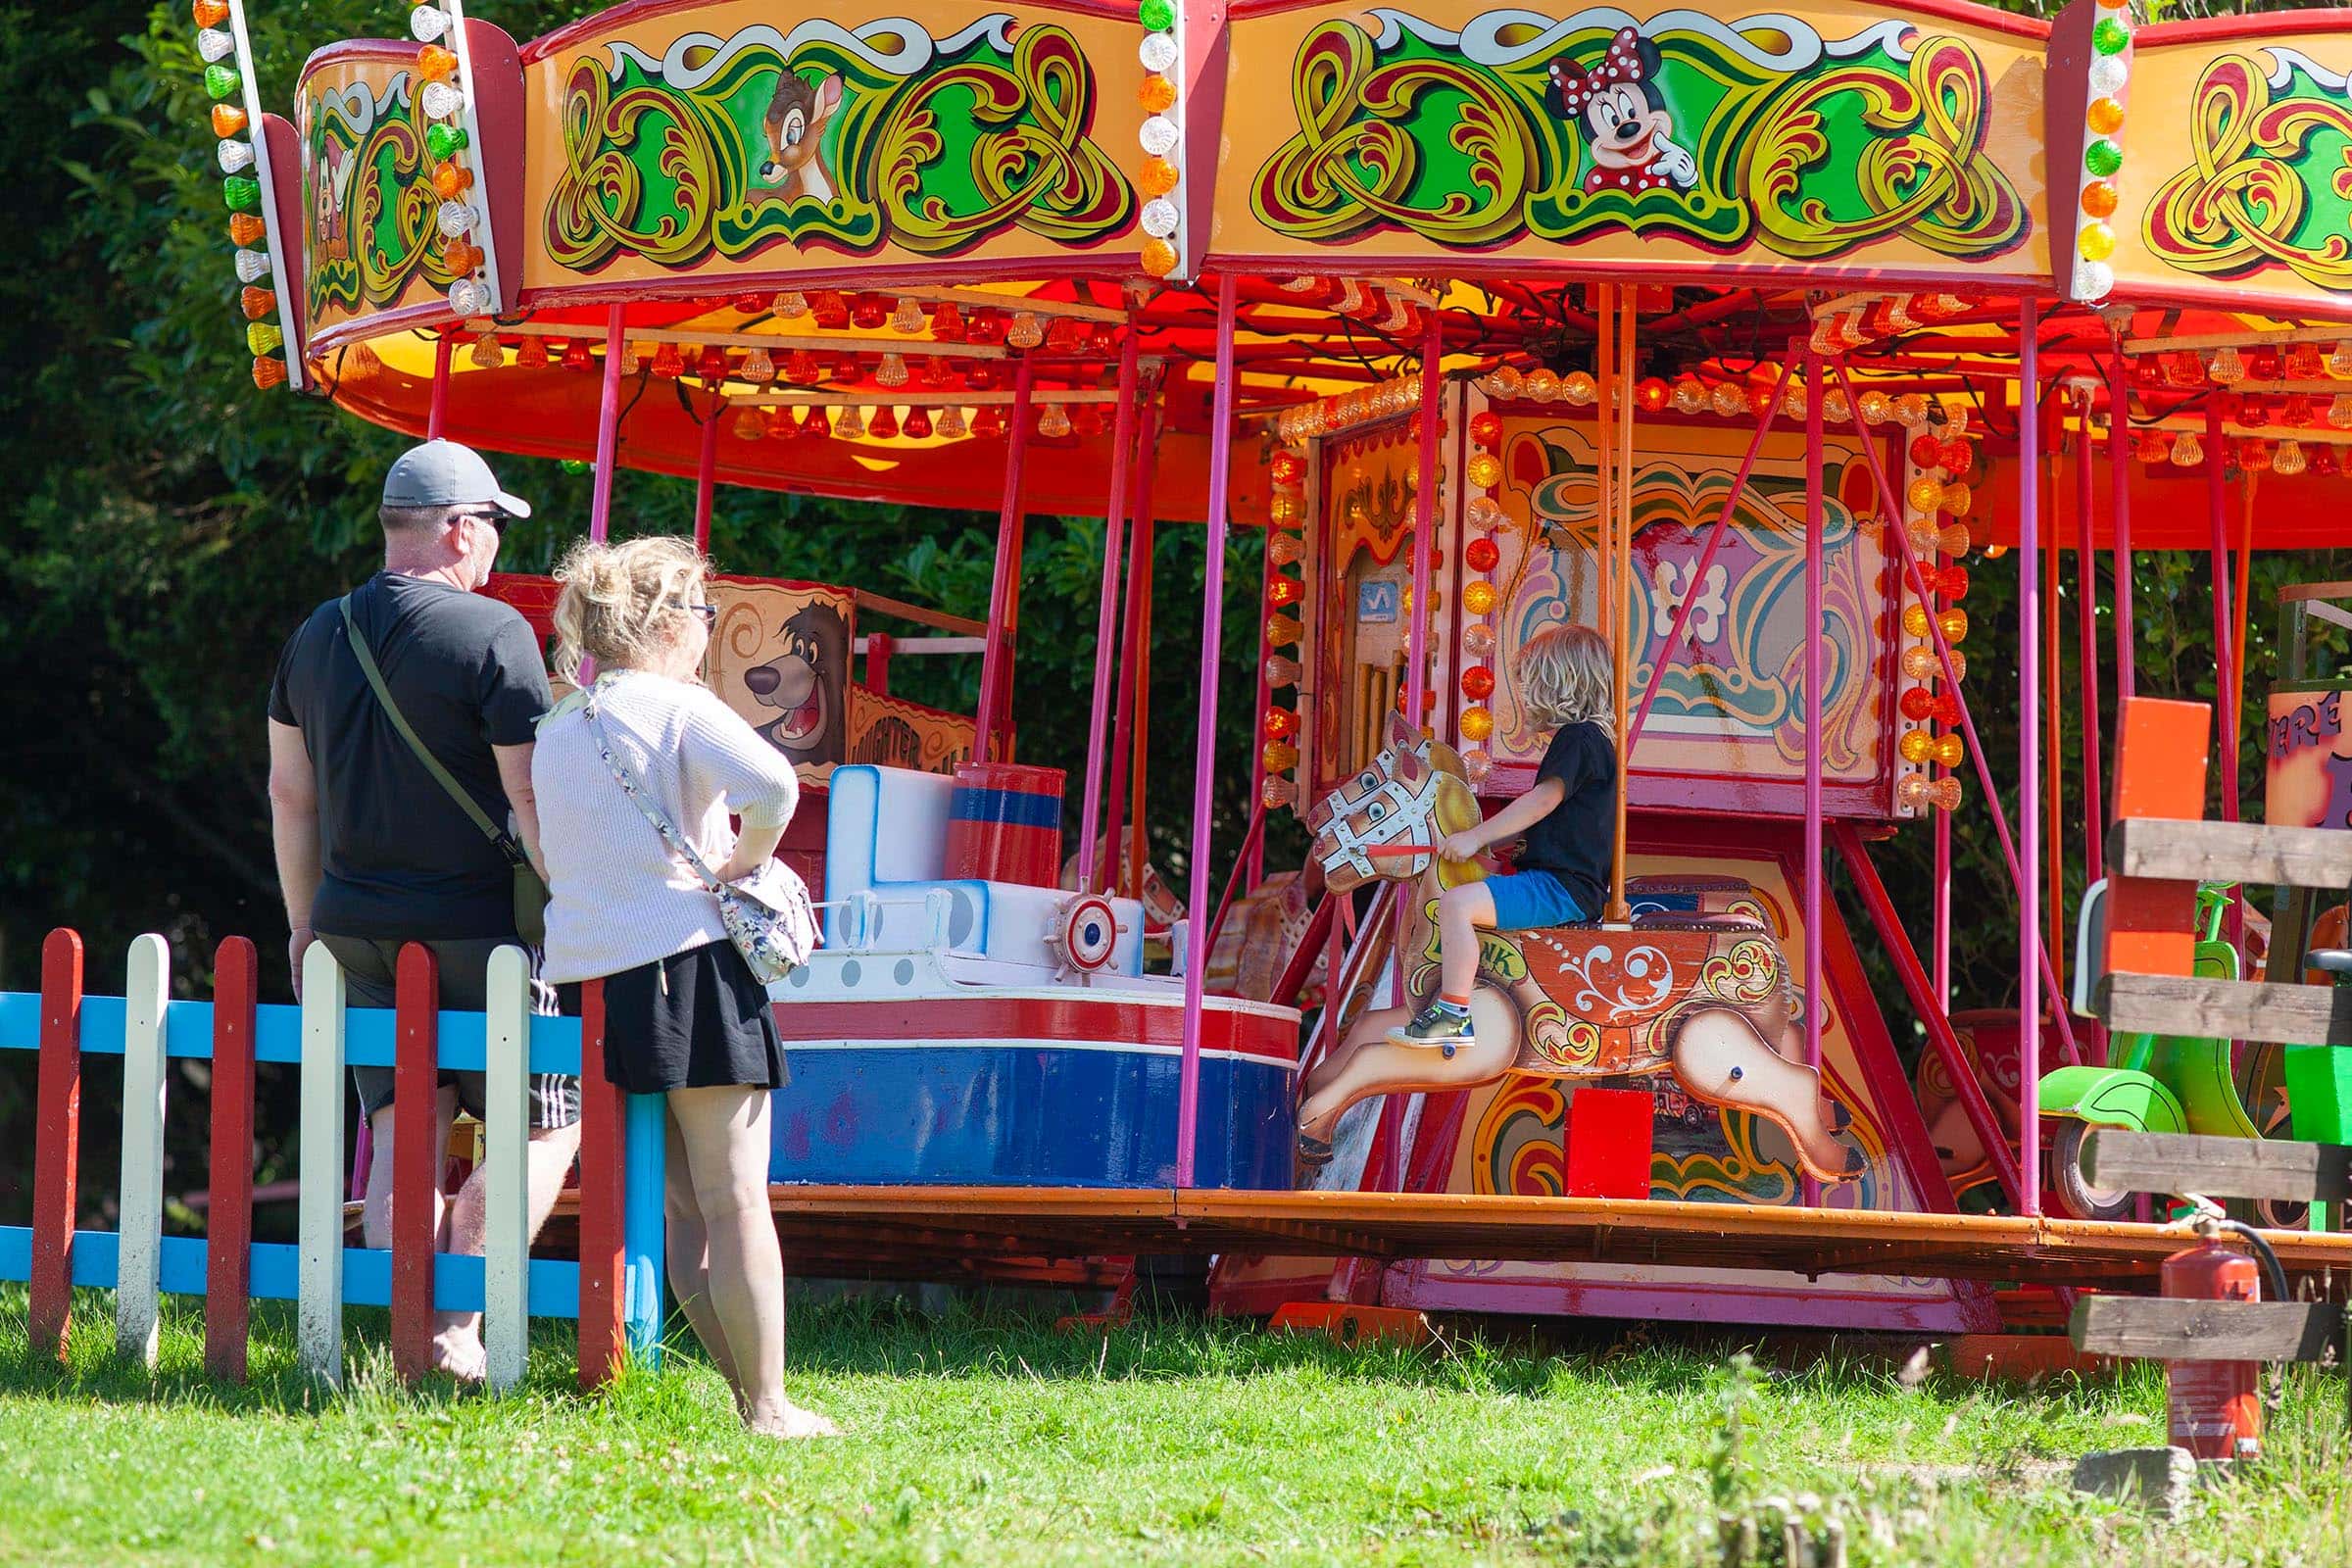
<box><xmin>468</xmin><ymin>332</ymin><xmax>501</xmax><ymax>368</ymax></box>
<box><xmin>2209</xmin><ymin>345</ymin><xmax>2246</xmax><ymax>385</ymax></box>
<box><xmin>1006</xmin><ymin>312</ymin><xmax>1045</xmax><ymax>349</ymax></box>
<box><xmin>740</xmin><ymin>347</ymin><xmax>774</xmax><ymax>384</ymax></box>
<box><xmin>1268</xmin><ymin>531</ymin><xmax>1304</xmax><ymax>566</ymax></box>
<box><xmin>217</xmin><ymin>138</ymin><xmax>254</xmax><ymax>173</ymax></box>
<box><xmin>1712</xmin><ymin>382</ymin><xmax>1747</xmax><ymax>417</ymax></box>
<box><xmin>446</xmin><ymin>277</ymin><xmax>491</xmax><ymax>316</ymax></box>
<box><xmin>1486</xmin><ymin>366</ymin><xmax>1522</xmax><ymax>399</ymax></box>
<box><xmin>889</xmin><ymin>298</ymin><xmax>925</xmax><ymax>334</ymax></box>
<box><xmin>1141</xmin><ymin>115</ymin><xmax>1180</xmax><ymax>157</ymax></box>
<box><xmin>834</xmin><ymin>405</ymin><xmax>866</xmax><ymax>439</ymax></box>
<box><xmin>410</xmin><ymin>5</ymin><xmax>450</xmax><ymax>42</ymax></box>
<box><xmin>1260</xmin><ymin>776</ymin><xmax>1298</xmax><ymax>809</ymax></box>
<box><xmin>1466</xmin><ymin>496</ymin><xmax>1506</xmax><ymax>532</ymax></box>
<box><xmin>1263</xmin><ymin>655</ymin><xmax>1300</xmax><ymax>688</ymax></box>
<box><xmin>1267</xmin><ymin>613</ymin><xmax>1302</xmax><ymax>646</ymax></box>
<box><xmin>2277</xmin><ymin>439</ymin><xmax>2309</xmax><ymax>476</ymax></box>
<box><xmin>197</xmin><ymin>26</ymin><xmax>235</xmax><ymax>62</ymax></box>
<box><xmin>2074</xmin><ymin>261</ymin><xmax>2115</xmax><ymax>301</ymax></box>
<box><xmin>1038</xmin><ymin>403</ymin><xmax>1071</xmax><ymax>437</ymax></box>
<box><xmin>1140</xmin><ymin>30</ymin><xmax>1178</xmax><ymax>73</ymax></box>
<box><xmin>1894</xmin><ymin>394</ymin><xmax>1931</xmax><ymax>427</ymax></box>
<box><xmin>436</xmin><ymin>200</ymin><xmax>475</xmax><ymax>239</ymax></box>
<box><xmin>937</xmin><ymin>405</ymin><xmax>967</xmax><ymax>439</ymax></box>
<box><xmin>1461</xmin><ymin>623</ymin><xmax>1495</xmax><ymax>658</ymax></box>
<box><xmin>1563</xmin><ymin>371</ymin><xmax>1597</xmax><ymax>406</ymax></box>
<box><xmin>1140</xmin><ymin>199</ymin><xmax>1180</xmax><ymax>238</ymax></box>
<box><xmin>1902</xmin><ymin>644</ymin><xmax>1964</xmax><ymax>682</ymax></box>
<box><xmin>2088</xmin><ymin>53</ymin><xmax>2127</xmax><ymax>96</ymax></box>
<box><xmin>2171</xmin><ymin>431</ymin><xmax>2204</xmax><ymax>466</ymax></box>
<box><xmin>875</xmin><ymin>352</ymin><xmax>908</xmax><ymax>388</ymax></box>
<box><xmin>419</xmin><ymin>80</ymin><xmax>465</xmax><ymax>121</ymax></box>
<box><xmin>234</xmin><ymin>247</ymin><xmax>270</xmax><ymax>284</ymax></box>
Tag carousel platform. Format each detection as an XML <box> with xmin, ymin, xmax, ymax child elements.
<box><xmin>706</xmin><ymin>1187</ymin><xmax>2352</xmax><ymax>1295</ymax></box>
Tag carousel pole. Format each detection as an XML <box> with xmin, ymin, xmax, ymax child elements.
<box><xmin>428</xmin><ymin>334</ymin><xmax>455</xmax><ymax>440</ymax></box>
<box><xmin>2206</xmin><ymin>397</ymin><xmax>2239</xmax><ymax>824</ymax></box>
<box><xmin>974</xmin><ymin>354</ymin><xmax>1037</xmax><ymax>762</ymax></box>
<box><xmin>1176</xmin><ymin>273</ymin><xmax>1241</xmax><ymax>1188</ymax></box>
<box><xmin>1386</xmin><ymin>298</ymin><xmax>1445</xmax><ymax>1014</ymax></box>
<box><xmin>1078</xmin><ymin>332</ymin><xmax>1142</xmax><ymax>895</ymax></box>
<box><xmin>2018</xmin><ymin>301</ymin><xmax>2043</xmax><ymax>1219</ymax></box>
<box><xmin>691</xmin><ymin>387</ymin><xmax>720</xmax><ymax>556</ymax></box>
<box><xmin>2043</xmin><ymin>417</ymin><xmax>2065</xmax><ymax>1006</ymax></box>
<box><xmin>588</xmin><ymin>305</ymin><xmax>625</xmax><ymax>545</ymax></box>
<box><xmin>1104</xmin><ymin>396</ymin><xmax>1161</xmax><ymax>899</ymax></box>
<box><xmin>1607</xmin><ymin>289</ymin><xmax>1635</xmax><ymax>923</ymax></box>
<box><xmin>2074</xmin><ymin>391</ymin><xmax>2106</xmax><ymax>1060</ymax></box>
<box><xmin>1934</xmin><ymin>771</ymin><xmax>1952</xmax><ymax>1009</ymax></box>
<box><xmin>1801</xmin><ymin>347</ymin><xmax>1825</xmax><ymax>1209</ymax></box>
<box><xmin>2106</xmin><ymin>345</ymin><xmax>2136</xmax><ymax>708</ymax></box>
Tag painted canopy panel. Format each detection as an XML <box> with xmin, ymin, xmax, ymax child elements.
<box><xmin>297</xmin><ymin>46</ymin><xmax>451</xmax><ymax>340</ymax></box>
<box><xmin>1210</xmin><ymin>1</ymin><xmax>2051</xmax><ymax>284</ymax></box>
<box><xmin>2099</xmin><ymin>23</ymin><xmax>2352</xmax><ymax>319</ymax></box>
<box><xmin>518</xmin><ymin>2</ymin><xmax>1143</xmax><ymax>289</ymax></box>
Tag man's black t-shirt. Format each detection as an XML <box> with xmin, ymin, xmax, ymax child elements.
<box><xmin>268</xmin><ymin>571</ymin><xmax>553</xmax><ymax>940</ymax></box>
<box><xmin>1512</xmin><ymin>720</ymin><xmax>1617</xmax><ymax>919</ymax></box>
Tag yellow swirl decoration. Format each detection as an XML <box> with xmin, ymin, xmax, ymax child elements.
<box><xmin>1253</xmin><ymin>20</ymin><xmax>1538</xmax><ymax>246</ymax></box>
<box><xmin>1743</xmin><ymin>35</ymin><xmax>2023</xmax><ymax>260</ymax></box>
<box><xmin>1699</xmin><ymin>939</ymin><xmax>1785</xmax><ymax>1007</ymax></box>
<box><xmin>2145</xmin><ymin>54</ymin><xmax>2352</xmax><ymax>291</ymax></box>
<box><xmin>1473</xmin><ymin>1078</ymin><xmax>1568</xmax><ymax>1196</ymax></box>
<box><xmin>342</xmin><ymin>115</ymin><xmax>448</xmax><ymax>311</ymax></box>
<box><xmin>548</xmin><ymin>64</ymin><xmax>721</xmax><ymax>270</ymax></box>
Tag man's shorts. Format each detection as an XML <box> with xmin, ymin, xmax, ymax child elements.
<box><xmin>1485</xmin><ymin>869</ymin><xmax>1588</xmax><ymax>932</ymax></box>
<box><xmin>318</xmin><ymin>934</ymin><xmax>581</xmax><ymax>1131</ymax></box>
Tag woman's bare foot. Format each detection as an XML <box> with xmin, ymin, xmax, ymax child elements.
<box><xmin>747</xmin><ymin>1396</ymin><xmax>840</xmax><ymax>1439</ymax></box>
<box><xmin>429</xmin><ymin>1327</ymin><xmax>488</xmax><ymax>1385</ymax></box>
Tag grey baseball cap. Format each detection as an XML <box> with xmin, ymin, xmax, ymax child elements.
<box><xmin>381</xmin><ymin>439</ymin><xmax>533</xmax><ymax>519</ymax></box>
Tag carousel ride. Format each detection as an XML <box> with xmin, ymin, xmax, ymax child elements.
<box><xmin>188</xmin><ymin>0</ymin><xmax>2352</xmax><ymax>1321</ymax></box>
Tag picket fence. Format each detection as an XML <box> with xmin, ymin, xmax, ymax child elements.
<box><xmin>1</xmin><ymin>930</ymin><xmax>666</xmax><ymax>1390</ymax></box>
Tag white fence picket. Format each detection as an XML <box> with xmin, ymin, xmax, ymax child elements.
<box><xmin>483</xmin><ymin>944</ymin><xmax>531</xmax><ymax>1392</ymax></box>
<box><xmin>297</xmin><ymin>943</ymin><xmax>346</xmax><ymax>1388</ymax></box>
<box><xmin>114</xmin><ymin>934</ymin><xmax>170</xmax><ymax>1367</ymax></box>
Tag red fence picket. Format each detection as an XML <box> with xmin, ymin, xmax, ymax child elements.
<box><xmin>576</xmin><ymin>978</ymin><xmax>628</xmax><ymax>1390</ymax></box>
<box><xmin>205</xmin><ymin>937</ymin><xmax>258</xmax><ymax>1381</ymax></box>
<box><xmin>29</xmin><ymin>928</ymin><xmax>85</xmax><ymax>1362</ymax></box>
<box><xmin>392</xmin><ymin>944</ymin><xmax>441</xmax><ymax>1384</ymax></box>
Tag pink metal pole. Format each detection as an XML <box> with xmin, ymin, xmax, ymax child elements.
<box><xmin>2018</xmin><ymin>300</ymin><xmax>2042</xmax><ymax>1219</ymax></box>
<box><xmin>974</xmin><ymin>354</ymin><xmax>1037</xmax><ymax>762</ymax></box>
<box><xmin>428</xmin><ymin>334</ymin><xmax>454</xmax><ymax>440</ymax></box>
<box><xmin>1627</xmin><ymin>358</ymin><xmax>1795</xmax><ymax>753</ymax></box>
<box><xmin>1078</xmin><ymin>333</ymin><xmax>1142</xmax><ymax>894</ymax></box>
<box><xmin>1801</xmin><ymin>350</ymin><xmax>1826</xmax><ymax>1210</ymax></box>
<box><xmin>2106</xmin><ymin>351</ymin><xmax>2136</xmax><ymax>705</ymax></box>
<box><xmin>1176</xmin><ymin>274</ymin><xmax>1240</xmax><ymax>1188</ymax></box>
<box><xmin>1830</xmin><ymin>364</ymin><xmax>2082</xmax><ymax>1066</ymax></box>
<box><xmin>1102</xmin><ymin>398</ymin><xmax>1160</xmax><ymax>899</ymax></box>
<box><xmin>588</xmin><ymin>305</ymin><xmax>625</xmax><ymax>545</ymax></box>
<box><xmin>2075</xmin><ymin>392</ymin><xmax>2105</xmax><ymax>869</ymax></box>
<box><xmin>1387</xmin><ymin>303</ymin><xmax>1444</xmax><ymax>1013</ymax></box>
<box><xmin>2205</xmin><ymin>397</ymin><xmax>2239</xmax><ymax>823</ymax></box>
<box><xmin>692</xmin><ymin>390</ymin><xmax>719</xmax><ymax>556</ymax></box>
<box><xmin>1933</xmin><ymin>778</ymin><xmax>1952</xmax><ymax>1008</ymax></box>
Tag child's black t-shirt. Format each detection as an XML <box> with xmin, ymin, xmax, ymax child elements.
<box><xmin>1513</xmin><ymin>719</ymin><xmax>1617</xmax><ymax>919</ymax></box>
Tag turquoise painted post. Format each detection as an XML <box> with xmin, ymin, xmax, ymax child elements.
<box><xmin>622</xmin><ymin>1092</ymin><xmax>666</xmax><ymax>1364</ymax></box>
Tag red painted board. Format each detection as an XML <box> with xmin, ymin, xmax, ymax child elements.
<box><xmin>28</xmin><ymin>929</ymin><xmax>84</xmax><ymax>1363</ymax></box>
<box><xmin>205</xmin><ymin>938</ymin><xmax>259</xmax><ymax>1382</ymax></box>
<box><xmin>576</xmin><ymin>979</ymin><xmax>628</xmax><ymax>1390</ymax></box>
<box><xmin>392</xmin><ymin>944</ymin><xmax>440</xmax><ymax>1384</ymax></box>
<box><xmin>1564</xmin><ymin>1088</ymin><xmax>1653</xmax><ymax>1200</ymax></box>
<box><xmin>2107</xmin><ymin>698</ymin><xmax>2211</xmax><ymax>979</ymax></box>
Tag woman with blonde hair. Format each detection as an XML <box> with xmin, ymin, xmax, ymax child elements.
<box><xmin>532</xmin><ymin>535</ymin><xmax>834</xmax><ymax>1438</ymax></box>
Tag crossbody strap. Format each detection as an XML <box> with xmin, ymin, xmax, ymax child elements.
<box><xmin>338</xmin><ymin>595</ymin><xmax>522</xmax><ymax>866</ymax></box>
<box><xmin>582</xmin><ymin>682</ymin><xmax>727</xmax><ymax>896</ymax></box>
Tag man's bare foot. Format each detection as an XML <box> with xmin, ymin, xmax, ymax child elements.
<box><xmin>747</xmin><ymin>1397</ymin><xmax>840</xmax><ymax>1439</ymax></box>
<box><xmin>430</xmin><ymin>1327</ymin><xmax>488</xmax><ymax>1384</ymax></box>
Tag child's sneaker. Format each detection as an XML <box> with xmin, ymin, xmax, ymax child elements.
<box><xmin>1388</xmin><ymin>1000</ymin><xmax>1475</xmax><ymax>1056</ymax></box>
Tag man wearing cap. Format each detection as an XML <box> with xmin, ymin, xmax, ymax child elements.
<box><xmin>267</xmin><ymin>439</ymin><xmax>581</xmax><ymax>1381</ymax></box>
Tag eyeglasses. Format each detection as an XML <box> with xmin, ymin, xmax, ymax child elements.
<box><xmin>675</xmin><ymin>601</ymin><xmax>718</xmax><ymax>625</ymax></box>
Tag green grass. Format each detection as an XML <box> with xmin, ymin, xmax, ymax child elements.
<box><xmin>2</xmin><ymin>1285</ymin><xmax>2349</xmax><ymax>1566</ymax></box>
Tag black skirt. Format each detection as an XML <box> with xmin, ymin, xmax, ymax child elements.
<box><xmin>574</xmin><ymin>940</ymin><xmax>788</xmax><ymax>1096</ymax></box>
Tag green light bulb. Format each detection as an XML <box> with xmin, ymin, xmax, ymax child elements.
<box><xmin>2092</xmin><ymin>16</ymin><xmax>2132</xmax><ymax>54</ymax></box>
<box><xmin>425</xmin><ymin>122</ymin><xmax>469</xmax><ymax>161</ymax></box>
<box><xmin>222</xmin><ymin>174</ymin><xmax>261</xmax><ymax>212</ymax></box>
<box><xmin>2083</xmin><ymin>138</ymin><xmax>2123</xmax><ymax>178</ymax></box>
<box><xmin>1139</xmin><ymin>0</ymin><xmax>1175</xmax><ymax>29</ymax></box>
<box><xmin>205</xmin><ymin>63</ymin><xmax>241</xmax><ymax>100</ymax></box>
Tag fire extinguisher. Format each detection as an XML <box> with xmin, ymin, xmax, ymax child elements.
<box><xmin>2161</xmin><ymin>1217</ymin><xmax>2289</xmax><ymax>1462</ymax></box>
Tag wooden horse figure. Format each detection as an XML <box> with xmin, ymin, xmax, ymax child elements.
<box><xmin>1296</xmin><ymin>716</ymin><xmax>1862</xmax><ymax>1183</ymax></box>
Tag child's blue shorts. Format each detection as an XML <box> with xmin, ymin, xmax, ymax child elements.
<box><xmin>1485</xmin><ymin>869</ymin><xmax>1588</xmax><ymax>931</ymax></box>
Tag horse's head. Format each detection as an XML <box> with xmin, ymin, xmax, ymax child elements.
<box><xmin>1308</xmin><ymin>714</ymin><xmax>1482</xmax><ymax>893</ymax></box>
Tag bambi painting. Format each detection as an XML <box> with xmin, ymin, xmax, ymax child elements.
<box><xmin>754</xmin><ymin>67</ymin><xmax>845</xmax><ymax>206</ymax></box>
<box><xmin>1294</xmin><ymin>714</ymin><xmax>1862</xmax><ymax>1183</ymax></box>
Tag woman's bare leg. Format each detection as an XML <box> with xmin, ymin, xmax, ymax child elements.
<box><xmin>661</xmin><ymin>1105</ymin><xmax>740</xmax><ymax>1409</ymax></box>
<box><xmin>666</xmin><ymin>1086</ymin><xmax>836</xmax><ymax>1437</ymax></box>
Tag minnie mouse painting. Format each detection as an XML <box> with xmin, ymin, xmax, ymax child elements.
<box><xmin>1547</xmin><ymin>26</ymin><xmax>1697</xmax><ymax>195</ymax></box>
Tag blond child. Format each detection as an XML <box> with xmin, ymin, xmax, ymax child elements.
<box><xmin>1390</xmin><ymin>622</ymin><xmax>1618</xmax><ymax>1050</ymax></box>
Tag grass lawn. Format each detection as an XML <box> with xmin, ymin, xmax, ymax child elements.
<box><xmin>3</xmin><ymin>1284</ymin><xmax>2349</xmax><ymax>1566</ymax></box>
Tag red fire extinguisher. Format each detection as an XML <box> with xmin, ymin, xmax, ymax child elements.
<box><xmin>2161</xmin><ymin>1238</ymin><xmax>2262</xmax><ymax>1461</ymax></box>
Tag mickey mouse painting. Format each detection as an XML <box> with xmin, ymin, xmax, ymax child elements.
<box><xmin>1547</xmin><ymin>26</ymin><xmax>1697</xmax><ymax>195</ymax></box>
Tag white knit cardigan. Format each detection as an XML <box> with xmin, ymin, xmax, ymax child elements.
<box><xmin>532</xmin><ymin>669</ymin><xmax>801</xmax><ymax>986</ymax></box>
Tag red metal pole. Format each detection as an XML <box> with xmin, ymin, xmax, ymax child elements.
<box><xmin>2075</xmin><ymin>392</ymin><xmax>2106</xmax><ymax>871</ymax></box>
<box><xmin>1801</xmin><ymin>350</ymin><xmax>1826</xmax><ymax>1210</ymax></box>
<box><xmin>1627</xmin><ymin>360</ymin><xmax>1793</xmax><ymax>753</ymax></box>
<box><xmin>1934</xmin><ymin>782</ymin><xmax>1952</xmax><ymax>1009</ymax></box>
<box><xmin>205</xmin><ymin>936</ymin><xmax>258</xmax><ymax>1382</ymax></box>
<box><xmin>1176</xmin><ymin>274</ymin><xmax>1241</xmax><ymax>1188</ymax></box>
<box><xmin>392</xmin><ymin>943</ymin><xmax>439</xmax><ymax>1385</ymax></box>
<box><xmin>2018</xmin><ymin>300</ymin><xmax>2042</xmax><ymax>1220</ymax></box>
<box><xmin>2206</xmin><ymin>397</ymin><xmax>2238</xmax><ymax>823</ymax></box>
<box><xmin>588</xmin><ymin>305</ymin><xmax>625</xmax><ymax>546</ymax></box>
<box><xmin>576</xmin><ymin>979</ymin><xmax>627</xmax><ymax>1390</ymax></box>
<box><xmin>1829</xmin><ymin>364</ymin><xmax>2082</xmax><ymax>1067</ymax></box>
<box><xmin>692</xmin><ymin>389</ymin><xmax>719</xmax><ymax>556</ymax></box>
<box><xmin>28</xmin><ymin>928</ymin><xmax>84</xmax><ymax>1363</ymax></box>
<box><xmin>428</xmin><ymin>333</ymin><xmax>454</xmax><ymax>440</ymax></box>
<box><xmin>1079</xmin><ymin>333</ymin><xmax>1142</xmax><ymax>895</ymax></box>
<box><xmin>2106</xmin><ymin>349</ymin><xmax>2136</xmax><ymax>705</ymax></box>
<box><xmin>974</xmin><ymin>354</ymin><xmax>1037</xmax><ymax>762</ymax></box>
